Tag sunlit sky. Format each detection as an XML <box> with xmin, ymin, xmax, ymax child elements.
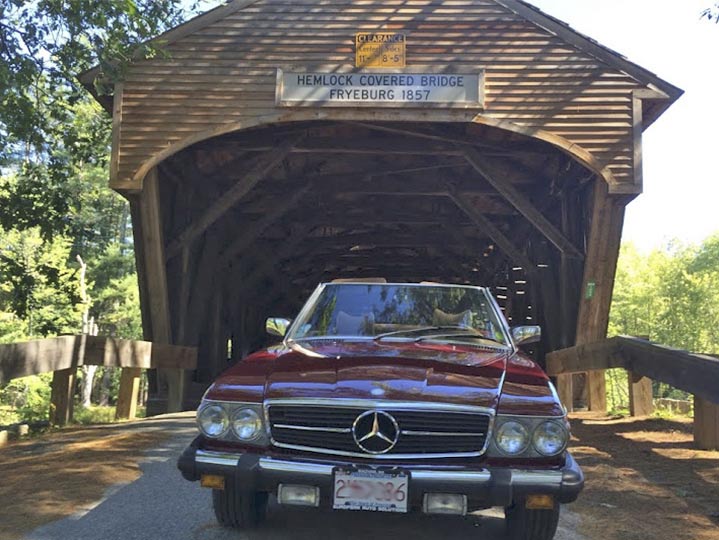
<box><xmin>527</xmin><ymin>0</ymin><xmax>719</xmax><ymax>250</ymax></box>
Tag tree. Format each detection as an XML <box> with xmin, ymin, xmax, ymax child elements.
<box><xmin>703</xmin><ymin>3</ymin><xmax>719</xmax><ymax>22</ymax></box>
<box><xmin>0</xmin><ymin>1</ymin><xmax>210</xmax><ymax>163</ymax></box>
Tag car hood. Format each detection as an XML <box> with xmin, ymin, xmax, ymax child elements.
<box><xmin>207</xmin><ymin>339</ymin><xmax>508</xmax><ymax>408</ymax></box>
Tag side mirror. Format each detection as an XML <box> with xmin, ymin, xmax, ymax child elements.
<box><xmin>266</xmin><ymin>317</ymin><xmax>291</xmax><ymax>338</ymax></box>
<box><xmin>511</xmin><ymin>325</ymin><xmax>541</xmax><ymax>346</ymax></box>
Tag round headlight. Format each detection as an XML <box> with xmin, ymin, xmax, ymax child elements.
<box><xmin>532</xmin><ymin>421</ymin><xmax>568</xmax><ymax>456</ymax></box>
<box><xmin>197</xmin><ymin>404</ymin><xmax>229</xmax><ymax>438</ymax></box>
<box><xmin>231</xmin><ymin>408</ymin><xmax>263</xmax><ymax>440</ymax></box>
<box><xmin>495</xmin><ymin>420</ymin><xmax>530</xmax><ymax>455</ymax></box>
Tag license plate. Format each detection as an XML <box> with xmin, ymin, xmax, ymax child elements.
<box><xmin>333</xmin><ymin>468</ymin><xmax>409</xmax><ymax>513</ymax></box>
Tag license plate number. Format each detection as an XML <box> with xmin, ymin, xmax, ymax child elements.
<box><xmin>333</xmin><ymin>469</ymin><xmax>408</xmax><ymax>513</ymax></box>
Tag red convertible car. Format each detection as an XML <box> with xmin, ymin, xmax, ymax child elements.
<box><xmin>178</xmin><ymin>282</ymin><xmax>583</xmax><ymax>540</ymax></box>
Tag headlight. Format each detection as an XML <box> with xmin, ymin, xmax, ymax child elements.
<box><xmin>197</xmin><ymin>404</ymin><xmax>229</xmax><ymax>438</ymax></box>
<box><xmin>532</xmin><ymin>421</ymin><xmax>568</xmax><ymax>456</ymax></box>
<box><xmin>231</xmin><ymin>408</ymin><xmax>263</xmax><ymax>440</ymax></box>
<box><xmin>495</xmin><ymin>420</ymin><xmax>530</xmax><ymax>455</ymax></box>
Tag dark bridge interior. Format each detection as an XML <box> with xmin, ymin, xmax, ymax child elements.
<box><xmin>152</xmin><ymin>120</ymin><xmax>593</xmax><ymax>396</ymax></box>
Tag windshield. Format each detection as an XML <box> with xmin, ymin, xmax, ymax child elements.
<box><xmin>288</xmin><ymin>283</ymin><xmax>509</xmax><ymax>346</ymax></box>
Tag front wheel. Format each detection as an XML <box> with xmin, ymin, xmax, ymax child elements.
<box><xmin>505</xmin><ymin>503</ymin><xmax>560</xmax><ymax>540</ymax></box>
<box><xmin>212</xmin><ymin>481</ymin><xmax>268</xmax><ymax>529</ymax></box>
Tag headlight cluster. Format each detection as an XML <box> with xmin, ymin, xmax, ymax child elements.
<box><xmin>196</xmin><ymin>400</ymin><xmax>267</xmax><ymax>445</ymax></box>
<box><xmin>492</xmin><ymin>416</ymin><xmax>569</xmax><ymax>457</ymax></box>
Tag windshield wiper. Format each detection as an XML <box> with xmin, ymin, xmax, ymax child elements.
<box><xmin>414</xmin><ymin>333</ymin><xmax>506</xmax><ymax>346</ymax></box>
<box><xmin>373</xmin><ymin>325</ymin><xmax>479</xmax><ymax>341</ymax></box>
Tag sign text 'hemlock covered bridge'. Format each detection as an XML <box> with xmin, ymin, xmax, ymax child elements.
<box><xmin>81</xmin><ymin>0</ymin><xmax>681</xmax><ymax>415</ymax></box>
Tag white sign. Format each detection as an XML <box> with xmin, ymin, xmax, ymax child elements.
<box><xmin>276</xmin><ymin>69</ymin><xmax>484</xmax><ymax>108</ymax></box>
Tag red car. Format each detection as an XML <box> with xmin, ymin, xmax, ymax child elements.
<box><xmin>178</xmin><ymin>282</ymin><xmax>583</xmax><ymax>540</ymax></box>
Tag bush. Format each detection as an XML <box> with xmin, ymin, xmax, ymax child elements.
<box><xmin>0</xmin><ymin>373</ymin><xmax>52</xmax><ymax>423</ymax></box>
<box><xmin>73</xmin><ymin>405</ymin><xmax>117</xmax><ymax>425</ymax></box>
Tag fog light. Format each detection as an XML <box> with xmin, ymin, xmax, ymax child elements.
<box><xmin>200</xmin><ymin>474</ymin><xmax>225</xmax><ymax>490</ymax></box>
<box><xmin>526</xmin><ymin>494</ymin><xmax>555</xmax><ymax>510</ymax></box>
<box><xmin>422</xmin><ymin>493</ymin><xmax>467</xmax><ymax>515</ymax></box>
<box><xmin>277</xmin><ymin>484</ymin><xmax>320</xmax><ymax>507</ymax></box>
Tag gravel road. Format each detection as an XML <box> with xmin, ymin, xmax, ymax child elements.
<box><xmin>24</xmin><ymin>414</ymin><xmax>583</xmax><ymax>540</ymax></box>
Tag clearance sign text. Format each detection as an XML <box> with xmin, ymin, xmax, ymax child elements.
<box><xmin>276</xmin><ymin>70</ymin><xmax>484</xmax><ymax>108</ymax></box>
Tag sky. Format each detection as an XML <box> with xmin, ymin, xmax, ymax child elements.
<box><xmin>527</xmin><ymin>0</ymin><xmax>719</xmax><ymax>251</ymax></box>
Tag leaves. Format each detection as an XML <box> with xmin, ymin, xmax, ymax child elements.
<box><xmin>610</xmin><ymin>235</ymin><xmax>719</xmax><ymax>355</ymax></box>
<box><xmin>702</xmin><ymin>3</ymin><xmax>719</xmax><ymax>22</ymax></box>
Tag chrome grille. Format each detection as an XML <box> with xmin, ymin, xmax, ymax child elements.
<box><xmin>266</xmin><ymin>400</ymin><xmax>493</xmax><ymax>459</ymax></box>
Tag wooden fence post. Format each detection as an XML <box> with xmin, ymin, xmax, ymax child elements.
<box><xmin>50</xmin><ymin>368</ymin><xmax>76</xmax><ymax>426</ymax></box>
<box><xmin>694</xmin><ymin>397</ymin><xmax>719</xmax><ymax>451</ymax></box>
<box><xmin>116</xmin><ymin>368</ymin><xmax>142</xmax><ymax>420</ymax></box>
<box><xmin>628</xmin><ymin>372</ymin><xmax>653</xmax><ymax>416</ymax></box>
<box><xmin>627</xmin><ymin>335</ymin><xmax>653</xmax><ymax>417</ymax></box>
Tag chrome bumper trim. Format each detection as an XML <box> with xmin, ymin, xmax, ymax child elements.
<box><xmin>411</xmin><ymin>470</ymin><xmax>491</xmax><ymax>483</ymax></box>
<box><xmin>195</xmin><ymin>450</ymin><xmax>240</xmax><ymax>467</ymax></box>
<box><xmin>259</xmin><ymin>457</ymin><xmax>334</xmax><ymax>476</ymax></box>
<box><xmin>510</xmin><ymin>469</ymin><xmax>563</xmax><ymax>485</ymax></box>
<box><xmin>195</xmin><ymin>452</ymin><xmax>564</xmax><ymax>486</ymax></box>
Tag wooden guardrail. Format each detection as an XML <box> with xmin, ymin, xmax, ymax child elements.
<box><xmin>547</xmin><ymin>336</ymin><xmax>719</xmax><ymax>450</ymax></box>
<box><xmin>0</xmin><ymin>335</ymin><xmax>197</xmax><ymax>425</ymax></box>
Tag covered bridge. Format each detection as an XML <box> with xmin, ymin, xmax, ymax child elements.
<box><xmin>81</xmin><ymin>0</ymin><xmax>681</xmax><ymax>415</ymax></box>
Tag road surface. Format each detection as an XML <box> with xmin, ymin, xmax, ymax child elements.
<box><xmin>24</xmin><ymin>414</ymin><xmax>583</xmax><ymax>540</ymax></box>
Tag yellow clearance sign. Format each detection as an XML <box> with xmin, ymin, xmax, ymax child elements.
<box><xmin>355</xmin><ymin>33</ymin><xmax>406</xmax><ymax>68</ymax></box>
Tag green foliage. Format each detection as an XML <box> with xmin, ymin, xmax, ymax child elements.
<box><xmin>0</xmin><ymin>2</ymin><xmax>224</xmax><ymax>423</ymax></box>
<box><xmin>0</xmin><ymin>1</ymin><xmax>206</xmax><ymax>162</ymax></box>
<box><xmin>703</xmin><ymin>3</ymin><xmax>719</xmax><ymax>22</ymax></box>
<box><xmin>73</xmin><ymin>405</ymin><xmax>117</xmax><ymax>425</ymax></box>
<box><xmin>0</xmin><ymin>227</ymin><xmax>83</xmax><ymax>336</ymax></box>
<box><xmin>609</xmin><ymin>235</ymin><xmax>719</xmax><ymax>410</ymax></box>
<box><xmin>606</xmin><ymin>368</ymin><xmax>629</xmax><ymax>415</ymax></box>
<box><xmin>610</xmin><ymin>236</ymin><xmax>719</xmax><ymax>354</ymax></box>
<box><xmin>0</xmin><ymin>373</ymin><xmax>53</xmax><ymax>423</ymax></box>
<box><xmin>94</xmin><ymin>272</ymin><xmax>142</xmax><ymax>339</ymax></box>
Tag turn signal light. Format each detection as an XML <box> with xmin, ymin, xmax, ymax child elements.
<box><xmin>526</xmin><ymin>494</ymin><xmax>555</xmax><ymax>510</ymax></box>
<box><xmin>200</xmin><ymin>474</ymin><xmax>226</xmax><ymax>490</ymax></box>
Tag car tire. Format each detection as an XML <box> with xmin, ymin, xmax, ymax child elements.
<box><xmin>212</xmin><ymin>481</ymin><xmax>268</xmax><ymax>529</ymax></box>
<box><xmin>505</xmin><ymin>502</ymin><xmax>560</xmax><ymax>540</ymax></box>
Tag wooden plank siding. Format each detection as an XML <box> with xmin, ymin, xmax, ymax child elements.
<box><xmin>112</xmin><ymin>0</ymin><xmax>654</xmax><ymax>192</ymax></box>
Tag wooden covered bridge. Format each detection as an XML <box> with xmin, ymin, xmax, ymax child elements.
<box><xmin>75</xmin><ymin>0</ymin><xmax>696</xmax><ymax>424</ymax></box>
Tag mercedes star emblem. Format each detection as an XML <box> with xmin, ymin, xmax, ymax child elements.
<box><xmin>352</xmin><ymin>410</ymin><xmax>400</xmax><ymax>454</ymax></box>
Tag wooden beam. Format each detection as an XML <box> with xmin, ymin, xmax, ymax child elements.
<box><xmin>0</xmin><ymin>336</ymin><xmax>197</xmax><ymax>383</ymax></box>
<box><xmin>694</xmin><ymin>397</ymin><xmax>719</xmax><ymax>451</ymax></box>
<box><xmin>575</xmin><ymin>180</ymin><xmax>626</xmax><ymax>412</ymax></box>
<box><xmin>446</xmin><ymin>186</ymin><xmax>535</xmax><ymax>274</ymax></box>
<box><xmin>547</xmin><ymin>336</ymin><xmax>719</xmax><ymax>407</ymax></box>
<box><xmin>116</xmin><ymin>367</ymin><xmax>142</xmax><ymax>420</ymax></box>
<box><xmin>463</xmin><ymin>148</ymin><xmax>584</xmax><ymax>260</ymax></box>
<box><xmin>166</xmin><ymin>133</ymin><xmax>304</xmax><ymax>258</ymax></box>
<box><xmin>628</xmin><ymin>372</ymin><xmax>653</xmax><ymax>417</ymax></box>
<box><xmin>218</xmin><ymin>183</ymin><xmax>312</xmax><ymax>265</ymax></box>
<box><xmin>234</xmin><ymin>222</ymin><xmax>316</xmax><ymax>298</ymax></box>
<box><xmin>347</xmin><ymin>122</ymin><xmax>517</xmax><ymax>154</ymax></box>
<box><xmin>49</xmin><ymin>368</ymin><xmax>75</xmax><ymax>426</ymax></box>
<box><xmin>137</xmin><ymin>168</ymin><xmax>183</xmax><ymax>412</ymax></box>
<box><xmin>546</xmin><ymin>337</ymin><xmax>624</xmax><ymax>376</ymax></box>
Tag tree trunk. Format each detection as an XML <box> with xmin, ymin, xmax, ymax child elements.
<box><xmin>99</xmin><ymin>368</ymin><xmax>113</xmax><ymax>406</ymax></box>
<box><xmin>80</xmin><ymin>365</ymin><xmax>98</xmax><ymax>408</ymax></box>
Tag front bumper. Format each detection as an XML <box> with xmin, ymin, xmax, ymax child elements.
<box><xmin>178</xmin><ymin>440</ymin><xmax>584</xmax><ymax>509</ymax></box>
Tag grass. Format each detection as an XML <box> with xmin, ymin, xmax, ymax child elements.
<box><xmin>73</xmin><ymin>405</ymin><xmax>147</xmax><ymax>425</ymax></box>
<box><xmin>0</xmin><ymin>406</ymin><xmax>22</xmax><ymax>426</ymax></box>
<box><xmin>73</xmin><ymin>405</ymin><xmax>117</xmax><ymax>425</ymax></box>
